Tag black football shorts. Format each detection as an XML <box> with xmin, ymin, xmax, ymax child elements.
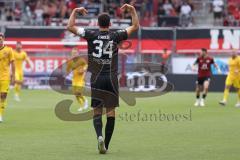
<box><xmin>196</xmin><ymin>76</ymin><xmax>211</xmax><ymax>86</ymax></box>
<box><xmin>91</xmin><ymin>74</ymin><xmax>119</xmax><ymax>108</ymax></box>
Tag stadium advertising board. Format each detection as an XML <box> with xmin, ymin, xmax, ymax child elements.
<box><xmin>24</xmin><ymin>57</ymin><xmax>67</xmax><ymax>74</ymax></box>
<box><xmin>5</xmin><ymin>27</ymin><xmax>240</xmax><ymax>54</ymax></box>
<box><xmin>23</xmin><ymin>57</ymin><xmax>67</xmax><ymax>89</ymax></box>
<box><xmin>172</xmin><ymin>57</ymin><xmax>229</xmax><ymax>75</ymax></box>
<box><xmin>176</xmin><ymin>28</ymin><xmax>240</xmax><ymax>53</ymax></box>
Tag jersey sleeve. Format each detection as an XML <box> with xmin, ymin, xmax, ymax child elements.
<box><xmin>114</xmin><ymin>29</ymin><xmax>128</xmax><ymax>43</ymax></box>
<box><xmin>76</xmin><ymin>27</ymin><xmax>95</xmax><ymax>41</ymax></box>
<box><xmin>211</xmin><ymin>58</ymin><xmax>215</xmax><ymax>64</ymax></box>
<box><xmin>194</xmin><ymin>58</ymin><xmax>199</xmax><ymax>65</ymax></box>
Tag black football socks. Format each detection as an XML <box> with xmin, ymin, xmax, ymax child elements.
<box><xmin>93</xmin><ymin>115</ymin><xmax>103</xmax><ymax>138</ymax></box>
<box><xmin>196</xmin><ymin>94</ymin><xmax>200</xmax><ymax>99</ymax></box>
<box><xmin>104</xmin><ymin>117</ymin><xmax>115</xmax><ymax>150</ymax></box>
<box><xmin>202</xmin><ymin>94</ymin><xmax>207</xmax><ymax>99</ymax></box>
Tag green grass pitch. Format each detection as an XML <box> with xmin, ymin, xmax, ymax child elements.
<box><xmin>0</xmin><ymin>90</ymin><xmax>240</xmax><ymax>160</ymax></box>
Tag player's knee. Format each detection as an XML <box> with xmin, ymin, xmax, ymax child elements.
<box><xmin>76</xmin><ymin>93</ymin><xmax>82</xmax><ymax>97</ymax></box>
<box><xmin>106</xmin><ymin>107</ymin><xmax>115</xmax><ymax>117</ymax></box>
<box><xmin>203</xmin><ymin>89</ymin><xmax>208</xmax><ymax>93</ymax></box>
<box><xmin>93</xmin><ymin>107</ymin><xmax>103</xmax><ymax>116</ymax></box>
<box><xmin>225</xmin><ymin>85</ymin><xmax>231</xmax><ymax>90</ymax></box>
<box><xmin>0</xmin><ymin>93</ymin><xmax>7</xmax><ymax>100</ymax></box>
<box><xmin>204</xmin><ymin>86</ymin><xmax>209</xmax><ymax>91</ymax></box>
<box><xmin>195</xmin><ymin>86</ymin><xmax>200</xmax><ymax>92</ymax></box>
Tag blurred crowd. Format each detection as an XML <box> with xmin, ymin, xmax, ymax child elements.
<box><xmin>224</xmin><ymin>0</ymin><xmax>240</xmax><ymax>26</ymax></box>
<box><xmin>157</xmin><ymin>0</ymin><xmax>193</xmax><ymax>17</ymax></box>
<box><xmin>0</xmin><ymin>0</ymin><xmax>195</xmax><ymax>26</ymax></box>
<box><xmin>0</xmin><ymin>0</ymin><xmax>101</xmax><ymax>25</ymax></box>
<box><xmin>2</xmin><ymin>0</ymin><xmax>233</xmax><ymax>27</ymax></box>
<box><xmin>157</xmin><ymin>0</ymin><xmax>194</xmax><ymax>26</ymax></box>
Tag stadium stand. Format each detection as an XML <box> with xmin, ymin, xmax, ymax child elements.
<box><xmin>0</xmin><ymin>0</ymin><xmax>227</xmax><ymax>27</ymax></box>
<box><xmin>224</xmin><ymin>0</ymin><xmax>240</xmax><ymax>26</ymax></box>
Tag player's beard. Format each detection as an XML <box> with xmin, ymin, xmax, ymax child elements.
<box><xmin>232</xmin><ymin>54</ymin><xmax>237</xmax><ymax>59</ymax></box>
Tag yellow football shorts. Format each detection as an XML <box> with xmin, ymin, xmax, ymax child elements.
<box><xmin>72</xmin><ymin>86</ymin><xmax>85</xmax><ymax>95</ymax></box>
<box><xmin>225</xmin><ymin>76</ymin><xmax>240</xmax><ymax>88</ymax></box>
<box><xmin>15</xmin><ymin>72</ymin><xmax>24</xmax><ymax>81</ymax></box>
<box><xmin>0</xmin><ymin>80</ymin><xmax>10</xmax><ymax>93</ymax></box>
<box><xmin>72</xmin><ymin>81</ymin><xmax>85</xmax><ymax>94</ymax></box>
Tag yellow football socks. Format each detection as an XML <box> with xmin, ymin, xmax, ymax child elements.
<box><xmin>76</xmin><ymin>96</ymin><xmax>84</xmax><ymax>106</ymax></box>
<box><xmin>0</xmin><ymin>99</ymin><xmax>6</xmax><ymax>116</ymax></box>
<box><xmin>14</xmin><ymin>84</ymin><xmax>21</xmax><ymax>96</ymax></box>
<box><xmin>223</xmin><ymin>88</ymin><xmax>230</xmax><ymax>102</ymax></box>
<box><xmin>238</xmin><ymin>90</ymin><xmax>240</xmax><ymax>102</ymax></box>
<box><xmin>76</xmin><ymin>96</ymin><xmax>86</xmax><ymax>108</ymax></box>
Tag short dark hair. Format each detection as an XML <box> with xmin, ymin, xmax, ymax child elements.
<box><xmin>201</xmin><ymin>48</ymin><xmax>207</xmax><ymax>52</ymax></box>
<box><xmin>98</xmin><ymin>13</ymin><xmax>110</xmax><ymax>28</ymax></box>
<box><xmin>0</xmin><ymin>33</ymin><xmax>5</xmax><ymax>38</ymax></box>
<box><xmin>16</xmin><ymin>41</ymin><xmax>22</xmax><ymax>45</ymax></box>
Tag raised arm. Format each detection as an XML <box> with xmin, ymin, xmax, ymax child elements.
<box><xmin>120</xmin><ymin>4</ymin><xmax>140</xmax><ymax>37</ymax></box>
<box><xmin>67</xmin><ymin>7</ymin><xmax>88</xmax><ymax>35</ymax></box>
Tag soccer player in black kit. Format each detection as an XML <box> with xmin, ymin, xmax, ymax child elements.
<box><xmin>67</xmin><ymin>4</ymin><xmax>139</xmax><ymax>154</ymax></box>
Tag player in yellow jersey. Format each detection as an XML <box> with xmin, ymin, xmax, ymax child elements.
<box><xmin>67</xmin><ymin>47</ymin><xmax>88</xmax><ymax>112</ymax></box>
<box><xmin>219</xmin><ymin>51</ymin><xmax>240</xmax><ymax>107</ymax></box>
<box><xmin>0</xmin><ymin>33</ymin><xmax>15</xmax><ymax>122</ymax></box>
<box><xmin>13</xmin><ymin>41</ymin><xmax>31</xmax><ymax>101</ymax></box>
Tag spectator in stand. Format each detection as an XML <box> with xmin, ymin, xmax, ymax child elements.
<box><xmin>230</xmin><ymin>6</ymin><xmax>240</xmax><ymax>26</ymax></box>
<box><xmin>48</xmin><ymin>1</ymin><xmax>57</xmax><ymax>18</ymax></box>
<box><xmin>225</xmin><ymin>5</ymin><xmax>240</xmax><ymax>26</ymax></box>
<box><xmin>224</xmin><ymin>14</ymin><xmax>235</xmax><ymax>26</ymax></box>
<box><xmin>14</xmin><ymin>3</ymin><xmax>22</xmax><ymax>21</ymax></box>
<box><xmin>180</xmin><ymin>2</ymin><xmax>192</xmax><ymax>16</ymax></box>
<box><xmin>41</xmin><ymin>0</ymin><xmax>51</xmax><ymax>25</ymax></box>
<box><xmin>82</xmin><ymin>0</ymin><xmax>89</xmax><ymax>7</ymax></box>
<box><xmin>133</xmin><ymin>0</ymin><xmax>144</xmax><ymax>17</ymax></box>
<box><xmin>34</xmin><ymin>1</ymin><xmax>44</xmax><ymax>25</ymax></box>
<box><xmin>145</xmin><ymin>0</ymin><xmax>153</xmax><ymax>18</ymax></box>
<box><xmin>59</xmin><ymin>0</ymin><xmax>69</xmax><ymax>19</ymax></box>
<box><xmin>187</xmin><ymin>0</ymin><xmax>194</xmax><ymax>11</ymax></box>
<box><xmin>233</xmin><ymin>6</ymin><xmax>240</xmax><ymax>26</ymax></box>
<box><xmin>180</xmin><ymin>1</ymin><xmax>192</xmax><ymax>27</ymax></box>
<box><xmin>162</xmin><ymin>0</ymin><xmax>174</xmax><ymax>16</ymax></box>
<box><xmin>172</xmin><ymin>0</ymin><xmax>182</xmax><ymax>14</ymax></box>
<box><xmin>158</xmin><ymin>5</ymin><xmax>165</xmax><ymax>16</ymax></box>
<box><xmin>0</xmin><ymin>0</ymin><xmax>201</xmax><ymax>27</ymax></box>
<box><xmin>211</xmin><ymin>0</ymin><xmax>224</xmax><ymax>26</ymax></box>
<box><xmin>5</xmin><ymin>7</ymin><xmax>14</xmax><ymax>21</ymax></box>
<box><xmin>67</xmin><ymin>0</ymin><xmax>77</xmax><ymax>10</ymax></box>
<box><xmin>109</xmin><ymin>4</ymin><xmax>116</xmax><ymax>17</ymax></box>
<box><xmin>62</xmin><ymin>0</ymin><xmax>76</xmax><ymax>19</ymax></box>
<box><xmin>103</xmin><ymin>0</ymin><xmax>121</xmax><ymax>18</ymax></box>
<box><xmin>157</xmin><ymin>0</ymin><xmax>164</xmax><ymax>15</ymax></box>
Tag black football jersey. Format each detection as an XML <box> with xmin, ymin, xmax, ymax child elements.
<box><xmin>79</xmin><ymin>29</ymin><xmax>128</xmax><ymax>75</ymax></box>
